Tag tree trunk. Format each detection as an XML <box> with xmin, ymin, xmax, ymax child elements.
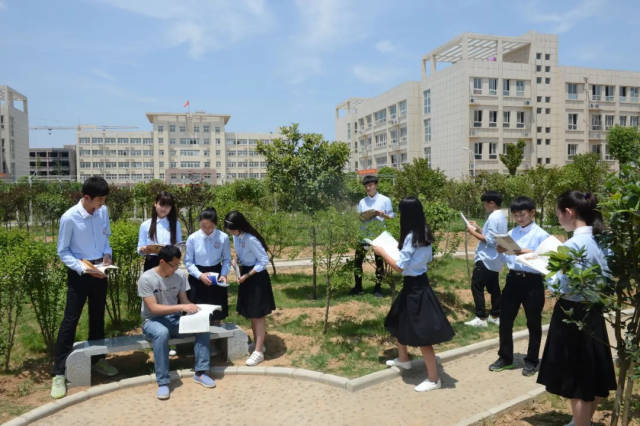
<box><xmin>270</xmin><ymin>256</ymin><xmax>277</xmax><ymax>277</ymax></box>
<box><xmin>611</xmin><ymin>357</ymin><xmax>630</xmax><ymax>426</ymax></box>
<box><xmin>323</xmin><ymin>275</ymin><xmax>332</xmax><ymax>334</ymax></box>
<box><xmin>464</xmin><ymin>228</ymin><xmax>470</xmax><ymax>280</ymax></box>
<box><xmin>622</xmin><ymin>359</ymin><xmax>635</xmax><ymax>426</ymax></box>
<box><xmin>311</xmin><ymin>225</ymin><xmax>317</xmax><ymax>300</ymax></box>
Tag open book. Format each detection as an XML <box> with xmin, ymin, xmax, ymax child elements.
<box><xmin>360</xmin><ymin>209</ymin><xmax>379</xmax><ymax>221</ymax></box>
<box><xmin>178</xmin><ymin>304</ymin><xmax>221</xmax><ymax>334</ymax></box>
<box><xmin>145</xmin><ymin>242</ymin><xmax>186</xmax><ymax>254</ymax></box>
<box><xmin>81</xmin><ymin>259</ymin><xmax>118</xmax><ymax>274</ymax></box>
<box><xmin>364</xmin><ymin>231</ymin><xmax>401</xmax><ymax>263</ymax></box>
<box><xmin>515</xmin><ymin>236</ymin><xmax>563</xmax><ymax>275</ymax></box>
<box><xmin>490</xmin><ymin>232</ymin><xmax>521</xmax><ymax>255</ymax></box>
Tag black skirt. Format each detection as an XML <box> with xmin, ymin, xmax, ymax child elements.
<box><xmin>537</xmin><ymin>299</ymin><xmax>616</xmax><ymax>401</ymax></box>
<box><xmin>236</xmin><ymin>265</ymin><xmax>276</xmax><ymax>319</ymax></box>
<box><xmin>143</xmin><ymin>255</ymin><xmax>160</xmax><ymax>271</ymax></box>
<box><xmin>385</xmin><ymin>274</ymin><xmax>455</xmax><ymax>347</ymax></box>
<box><xmin>187</xmin><ymin>264</ymin><xmax>228</xmax><ymax>321</ymax></box>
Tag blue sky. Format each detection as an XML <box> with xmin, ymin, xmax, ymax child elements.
<box><xmin>1</xmin><ymin>0</ymin><xmax>639</xmax><ymax>148</ymax></box>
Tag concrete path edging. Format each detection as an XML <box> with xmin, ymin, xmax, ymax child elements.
<box><xmin>3</xmin><ymin>326</ymin><xmax>545</xmax><ymax>426</ymax></box>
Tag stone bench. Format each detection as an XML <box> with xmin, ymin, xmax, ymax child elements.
<box><xmin>66</xmin><ymin>323</ymin><xmax>248</xmax><ymax>387</ymax></box>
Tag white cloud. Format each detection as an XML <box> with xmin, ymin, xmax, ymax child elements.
<box><xmin>91</xmin><ymin>68</ymin><xmax>116</xmax><ymax>82</ymax></box>
<box><xmin>524</xmin><ymin>0</ymin><xmax>608</xmax><ymax>33</ymax></box>
<box><xmin>352</xmin><ymin>64</ymin><xmax>404</xmax><ymax>85</ymax></box>
<box><xmin>0</xmin><ymin>0</ymin><xmax>6</xmax><ymax>10</ymax></box>
<box><xmin>375</xmin><ymin>40</ymin><xmax>396</xmax><ymax>54</ymax></box>
<box><xmin>98</xmin><ymin>0</ymin><xmax>274</xmax><ymax>58</ymax></box>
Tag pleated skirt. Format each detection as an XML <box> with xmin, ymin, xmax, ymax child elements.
<box><xmin>385</xmin><ymin>274</ymin><xmax>455</xmax><ymax>347</ymax></box>
<box><xmin>236</xmin><ymin>265</ymin><xmax>276</xmax><ymax>319</ymax></box>
<box><xmin>537</xmin><ymin>299</ymin><xmax>616</xmax><ymax>401</ymax></box>
<box><xmin>187</xmin><ymin>264</ymin><xmax>228</xmax><ymax>321</ymax></box>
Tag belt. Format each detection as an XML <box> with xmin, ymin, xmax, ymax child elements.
<box><xmin>87</xmin><ymin>257</ymin><xmax>104</xmax><ymax>265</ymax></box>
<box><xmin>508</xmin><ymin>270</ymin><xmax>541</xmax><ymax>279</ymax></box>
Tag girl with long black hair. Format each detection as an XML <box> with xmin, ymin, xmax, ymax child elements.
<box><xmin>373</xmin><ymin>196</ymin><xmax>454</xmax><ymax>392</ymax></box>
<box><xmin>137</xmin><ymin>191</ymin><xmax>182</xmax><ymax>271</ymax></box>
<box><xmin>224</xmin><ymin>210</ymin><xmax>275</xmax><ymax>367</ymax></box>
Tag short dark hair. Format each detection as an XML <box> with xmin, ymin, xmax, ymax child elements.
<box><xmin>158</xmin><ymin>245</ymin><xmax>181</xmax><ymax>262</ymax></box>
<box><xmin>362</xmin><ymin>175</ymin><xmax>378</xmax><ymax>185</ymax></box>
<box><xmin>199</xmin><ymin>207</ymin><xmax>218</xmax><ymax>224</ymax></box>
<box><xmin>510</xmin><ymin>196</ymin><xmax>536</xmax><ymax>212</ymax></box>
<box><xmin>481</xmin><ymin>191</ymin><xmax>502</xmax><ymax>206</ymax></box>
<box><xmin>82</xmin><ymin>176</ymin><xmax>109</xmax><ymax>198</ymax></box>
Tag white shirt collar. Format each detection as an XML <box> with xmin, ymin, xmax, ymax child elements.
<box><xmin>367</xmin><ymin>193</ymin><xmax>378</xmax><ymax>201</ymax></box>
<box><xmin>77</xmin><ymin>200</ymin><xmax>92</xmax><ymax>218</ymax></box>
<box><xmin>518</xmin><ymin>221</ymin><xmax>535</xmax><ymax>232</ymax></box>
<box><xmin>573</xmin><ymin>226</ymin><xmax>593</xmax><ymax>236</ymax></box>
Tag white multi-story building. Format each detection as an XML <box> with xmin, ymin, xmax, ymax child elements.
<box><xmin>0</xmin><ymin>85</ymin><xmax>29</xmax><ymax>181</ymax></box>
<box><xmin>76</xmin><ymin>112</ymin><xmax>277</xmax><ymax>185</ymax></box>
<box><xmin>336</xmin><ymin>31</ymin><xmax>640</xmax><ymax>178</ymax></box>
<box><xmin>29</xmin><ymin>145</ymin><xmax>76</xmax><ymax>181</ymax></box>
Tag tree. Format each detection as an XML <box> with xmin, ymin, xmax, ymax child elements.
<box><xmin>562</xmin><ymin>153</ymin><xmax>610</xmax><ymax>194</ymax></box>
<box><xmin>252</xmin><ymin>209</ymin><xmax>302</xmax><ymax>277</ymax></box>
<box><xmin>173</xmin><ymin>183</ymin><xmax>213</xmax><ymax>235</ymax></box>
<box><xmin>257</xmin><ymin>124</ymin><xmax>350</xmax><ymax>299</ymax></box>
<box><xmin>607</xmin><ymin>125</ymin><xmax>640</xmax><ymax>166</ymax></box>
<box><xmin>499</xmin><ymin>139</ymin><xmax>527</xmax><ymax>176</ymax></box>
<box><xmin>393</xmin><ymin>158</ymin><xmax>447</xmax><ymax>201</ymax></box>
<box><xmin>523</xmin><ymin>165</ymin><xmax>563</xmax><ymax>225</ymax></box>
<box><xmin>107</xmin><ymin>185</ymin><xmax>134</xmax><ymax>223</ymax></box>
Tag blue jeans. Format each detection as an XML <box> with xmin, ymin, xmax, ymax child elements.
<box><xmin>142</xmin><ymin>313</ymin><xmax>210</xmax><ymax>386</ymax></box>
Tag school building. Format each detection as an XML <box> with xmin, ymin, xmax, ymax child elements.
<box><xmin>335</xmin><ymin>31</ymin><xmax>640</xmax><ymax>179</ymax></box>
<box><xmin>0</xmin><ymin>85</ymin><xmax>29</xmax><ymax>182</ymax></box>
<box><xmin>76</xmin><ymin>112</ymin><xmax>278</xmax><ymax>185</ymax></box>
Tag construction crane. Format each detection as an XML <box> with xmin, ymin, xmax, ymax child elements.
<box><xmin>30</xmin><ymin>125</ymin><xmax>139</xmax><ymax>135</ymax></box>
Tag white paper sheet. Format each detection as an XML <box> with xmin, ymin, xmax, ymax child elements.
<box><xmin>459</xmin><ymin>211</ymin><xmax>471</xmax><ymax>228</ymax></box>
<box><xmin>368</xmin><ymin>231</ymin><xmax>401</xmax><ymax>263</ymax></box>
<box><xmin>515</xmin><ymin>235</ymin><xmax>563</xmax><ymax>275</ymax></box>
<box><xmin>178</xmin><ymin>304</ymin><xmax>221</xmax><ymax>334</ymax></box>
<box><xmin>491</xmin><ymin>232</ymin><xmax>521</xmax><ymax>254</ymax></box>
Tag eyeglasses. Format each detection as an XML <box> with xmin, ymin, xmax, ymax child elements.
<box><xmin>166</xmin><ymin>261</ymin><xmax>180</xmax><ymax>269</ymax></box>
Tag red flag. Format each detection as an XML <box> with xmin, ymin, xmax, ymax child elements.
<box><xmin>183</xmin><ymin>100</ymin><xmax>190</xmax><ymax>108</ymax></box>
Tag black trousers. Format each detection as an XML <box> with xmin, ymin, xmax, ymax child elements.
<box><xmin>52</xmin><ymin>269</ymin><xmax>108</xmax><ymax>376</ymax></box>
<box><xmin>471</xmin><ymin>261</ymin><xmax>501</xmax><ymax>318</ymax></box>
<box><xmin>498</xmin><ymin>271</ymin><xmax>545</xmax><ymax>366</ymax></box>
<box><xmin>354</xmin><ymin>243</ymin><xmax>384</xmax><ymax>291</ymax></box>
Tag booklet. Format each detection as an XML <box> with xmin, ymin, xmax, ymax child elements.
<box><xmin>178</xmin><ymin>304</ymin><xmax>221</xmax><ymax>334</ymax></box>
<box><xmin>81</xmin><ymin>259</ymin><xmax>118</xmax><ymax>274</ymax></box>
<box><xmin>515</xmin><ymin>235</ymin><xmax>563</xmax><ymax>275</ymax></box>
<box><xmin>206</xmin><ymin>272</ymin><xmax>229</xmax><ymax>287</ymax></box>
<box><xmin>360</xmin><ymin>209</ymin><xmax>379</xmax><ymax>221</ymax></box>
<box><xmin>145</xmin><ymin>242</ymin><xmax>186</xmax><ymax>254</ymax></box>
<box><xmin>364</xmin><ymin>230</ymin><xmax>401</xmax><ymax>263</ymax></box>
<box><xmin>490</xmin><ymin>232</ymin><xmax>521</xmax><ymax>255</ymax></box>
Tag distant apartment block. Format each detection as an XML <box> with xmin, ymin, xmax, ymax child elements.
<box><xmin>0</xmin><ymin>85</ymin><xmax>29</xmax><ymax>181</ymax></box>
<box><xmin>29</xmin><ymin>145</ymin><xmax>77</xmax><ymax>181</ymax></box>
<box><xmin>76</xmin><ymin>112</ymin><xmax>278</xmax><ymax>185</ymax></box>
<box><xmin>336</xmin><ymin>31</ymin><xmax>640</xmax><ymax>178</ymax></box>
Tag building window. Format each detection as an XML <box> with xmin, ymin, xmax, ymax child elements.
<box><xmin>536</xmin><ymin>77</ymin><xmax>542</xmax><ymax>84</ymax></box>
<box><xmin>473</xmin><ymin>110</ymin><xmax>482</xmax><ymax>127</ymax></box>
<box><xmin>591</xmin><ymin>144</ymin><xmax>602</xmax><ymax>157</ymax></box>
<box><xmin>537</xmin><ymin>107</ymin><xmax>542</xmax><ymax>114</ymax></box>
<box><xmin>537</xmin><ymin>138</ymin><xmax>542</xmax><ymax>145</ymax></box>
<box><xmin>489</xmin><ymin>142</ymin><xmax>497</xmax><ymax>159</ymax></box>
<box><xmin>567</xmin><ymin>83</ymin><xmax>577</xmax><ymax>100</ymax></box>
<box><xmin>605</xmin><ymin>85</ymin><xmax>615</xmax><ymax>102</ymax></box>
<box><xmin>169</xmin><ymin>124</ymin><xmax>176</xmax><ymax>132</ymax></box>
<box><xmin>203</xmin><ymin>125</ymin><xmax>210</xmax><ymax>133</ymax></box>
<box><xmin>424</xmin><ymin>147</ymin><xmax>431</xmax><ymax>167</ymax></box>
<box><xmin>545</xmin><ymin>108</ymin><xmax>551</xmax><ymax>114</ymax></box>
<box><xmin>545</xmin><ymin>77</ymin><xmax>551</xmax><ymax>84</ymax></box>
<box><xmin>537</xmin><ymin>126</ymin><xmax>542</xmax><ymax>133</ymax></box>
<box><xmin>503</xmin><ymin>79</ymin><xmax>510</xmax><ymax>96</ymax></box>
<box><xmin>545</xmin><ymin>66</ymin><xmax>551</xmax><ymax>72</ymax></box>
<box><xmin>536</xmin><ymin>52</ymin><xmax>542</xmax><ymax>59</ymax></box>
<box><xmin>157</xmin><ymin>125</ymin><xmax>164</xmax><ymax>132</ymax></box>
<box><xmin>489</xmin><ymin>79</ymin><xmax>497</xmax><ymax>95</ymax></box>
<box><xmin>545</xmin><ymin>53</ymin><xmax>550</xmax><ymax>60</ymax></box>
<box><xmin>489</xmin><ymin>111</ymin><xmax>497</xmax><ymax>127</ymax></box>
<box><xmin>592</xmin><ymin>85</ymin><xmax>601</xmax><ymax>101</ymax></box>
<box><xmin>473</xmin><ymin>78</ymin><xmax>482</xmax><ymax>95</ymax></box>
<box><xmin>537</xmin><ymin>158</ymin><xmax>542</xmax><ymax>165</ymax></box>
<box><xmin>545</xmin><ymin>96</ymin><xmax>551</xmax><ymax>103</ymax></box>
<box><xmin>474</xmin><ymin>142</ymin><xmax>482</xmax><ymax>160</ymax></box>
<box><xmin>503</xmin><ymin>111</ymin><xmax>510</xmax><ymax>128</ymax></box>
<box><xmin>620</xmin><ymin>115</ymin><xmax>627</xmax><ymax>126</ymax></box>
<box><xmin>424</xmin><ymin>119</ymin><xmax>431</xmax><ymax>142</ymax></box>
<box><xmin>399</xmin><ymin>100</ymin><xmax>407</xmax><ymax>117</ymax></box>
<box><xmin>179</xmin><ymin>126</ymin><xmax>186</xmax><ymax>132</ymax></box>
<box><xmin>630</xmin><ymin>87</ymin><xmax>639</xmax><ymax>102</ymax></box>
<box><xmin>620</xmin><ymin>86</ymin><xmax>627</xmax><ymax>102</ymax></box>
<box><xmin>423</xmin><ymin>90</ymin><xmax>431</xmax><ymax>113</ymax></box>
<box><xmin>194</xmin><ymin>126</ymin><xmax>199</xmax><ymax>133</ymax></box>
<box><xmin>568</xmin><ymin>144</ymin><xmax>578</xmax><ymax>159</ymax></box>
<box><xmin>546</xmin><ymin>157</ymin><xmax>551</xmax><ymax>164</ymax></box>
<box><xmin>537</xmin><ymin>96</ymin><xmax>542</xmax><ymax>102</ymax></box>
<box><xmin>631</xmin><ymin>116</ymin><xmax>639</xmax><ymax>128</ymax></box>
<box><xmin>517</xmin><ymin>112</ymin><xmax>525</xmax><ymax>128</ymax></box>
<box><xmin>546</xmin><ymin>139</ymin><xmax>551</xmax><ymax>145</ymax></box>
<box><xmin>546</xmin><ymin>127</ymin><xmax>551</xmax><ymax>133</ymax></box>
<box><xmin>605</xmin><ymin>115</ymin><xmax>614</xmax><ymax>130</ymax></box>
<box><xmin>516</xmin><ymin>80</ymin><xmax>525</xmax><ymax>97</ymax></box>
<box><xmin>605</xmin><ymin>144</ymin><xmax>614</xmax><ymax>160</ymax></box>
<box><xmin>536</xmin><ymin>65</ymin><xmax>542</xmax><ymax>72</ymax></box>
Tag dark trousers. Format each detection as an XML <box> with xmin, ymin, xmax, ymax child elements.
<box><xmin>498</xmin><ymin>271</ymin><xmax>545</xmax><ymax>366</ymax></box>
<box><xmin>471</xmin><ymin>261</ymin><xmax>501</xmax><ymax>318</ymax></box>
<box><xmin>52</xmin><ymin>269</ymin><xmax>108</xmax><ymax>376</ymax></box>
<box><xmin>354</xmin><ymin>243</ymin><xmax>384</xmax><ymax>291</ymax></box>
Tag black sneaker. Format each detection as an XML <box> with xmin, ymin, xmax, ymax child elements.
<box><xmin>489</xmin><ymin>358</ymin><xmax>514</xmax><ymax>372</ymax></box>
<box><xmin>522</xmin><ymin>362</ymin><xmax>538</xmax><ymax>376</ymax></box>
<box><xmin>348</xmin><ymin>287</ymin><xmax>364</xmax><ymax>295</ymax></box>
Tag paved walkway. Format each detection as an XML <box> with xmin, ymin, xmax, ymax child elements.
<box><xmin>33</xmin><ymin>337</ymin><xmax>546</xmax><ymax>425</ymax></box>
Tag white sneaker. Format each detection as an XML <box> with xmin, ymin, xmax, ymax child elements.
<box><xmin>246</xmin><ymin>351</ymin><xmax>264</xmax><ymax>366</ymax></box>
<box><xmin>414</xmin><ymin>378</ymin><xmax>442</xmax><ymax>392</ymax></box>
<box><xmin>385</xmin><ymin>358</ymin><xmax>412</xmax><ymax>370</ymax></box>
<box><xmin>464</xmin><ymin>317</ymin><xmax>488</xmax><ymax>328</ymax></box>
<box><xmin>169</xmin><ymin>349</ymin><xmax>177</xmax><ymax>356</ymax></box>
<box><xmin>487</xmin><ymin>316</ymin><xmax>500</xmax><ymax>326</ymax></box>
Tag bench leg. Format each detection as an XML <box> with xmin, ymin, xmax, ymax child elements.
<box><xmin>224</xmin><ymin>328</ymin><xmax>249</xmax><ymax>361</ymax></box>
<box><xmin>65</xmin><ymin>351</ymin><xmax>92</xmax><ymax>387</ymax></box>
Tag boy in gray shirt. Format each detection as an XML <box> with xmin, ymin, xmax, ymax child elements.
<box><xmin>138</xmin><ymin>245</ymin><xmax>215</xmax><ymax>400</ymax></box>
